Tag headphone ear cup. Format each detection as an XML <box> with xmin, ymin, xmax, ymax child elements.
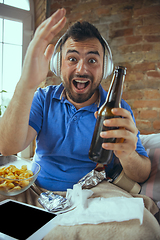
<box><xmin>50</xmin><ymin>52</ymin><xmax>61</xmax><ymax>77</ymax></box>
<box><xmin>103</xmin><ymin>54</ymin><xmax>114</xmax><ymax>79</ymax></box>
<box><xmin>103</xmin><ymin>55</ymin><xmax>107</xmax><ymax>79</ymax></box>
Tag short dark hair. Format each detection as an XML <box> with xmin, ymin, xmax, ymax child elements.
<box><xmin>61</xmin><ymin>21</ymin><xmax>106</xmax><ymax>53</ymax></box>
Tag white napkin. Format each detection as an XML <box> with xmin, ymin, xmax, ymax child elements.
<box><xmin>53</xmin><ymin>184</ymin><xmax>144</xmax><ymax>226</ymax></box>
<box><xmin>66</xmin><ymin>183</ymin><xmax>93</xmax><ymax>209</ymax></box>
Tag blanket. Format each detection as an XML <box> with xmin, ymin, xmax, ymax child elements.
<box><xmin>44</xmin><ymin>181</ymin><xmax>160</xmax><ymax>240</ymax></box>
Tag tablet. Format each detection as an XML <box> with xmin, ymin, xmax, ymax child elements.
<box><xmin>0</xmin><ymin>199</ymin><xmax>57</xmax><ymax>240</ymax></box>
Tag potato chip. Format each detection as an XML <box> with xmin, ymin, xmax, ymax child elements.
<box><xmin>0</xmin><ymin>164</ymin><xmax>33</xmax><ymax>192</ymax></box>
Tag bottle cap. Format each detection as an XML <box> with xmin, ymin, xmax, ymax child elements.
<box><xmin>115</xmin><ymin>66</ymin><xmax>127</xmax><ymax>75</ymax></box>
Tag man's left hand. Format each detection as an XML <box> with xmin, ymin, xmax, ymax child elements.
<box><xmin>100</xmin><ymin>108</ymin><xmax>138</xmax><ymax>163</ymax></box>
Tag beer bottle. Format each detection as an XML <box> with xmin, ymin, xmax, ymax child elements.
<box><xmin>89</xmin><ymin>66</ymin><xmax>127</xmax><ymax>164</ymax></box>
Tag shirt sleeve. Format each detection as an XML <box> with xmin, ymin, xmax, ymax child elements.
<box><xmin>29</xmin><ymin>88</ymin><xmax>45</xmax><ymax>134</ymax></box>
<box><xmin>121</xmin><ymin>99</ymin><xmax>148</xmax><ymax>158</ymax></box>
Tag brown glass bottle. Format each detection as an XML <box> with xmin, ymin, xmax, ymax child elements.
<box><xmin>89</xmin><ymin>66</ymin><xmax>127</xmax><ymax>164</ymax></box>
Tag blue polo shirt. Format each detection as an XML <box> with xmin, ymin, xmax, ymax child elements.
<box><xmin>29</xmin><ymin>84</ymin><xmax>148</xmax><ymax>191</ymax></box>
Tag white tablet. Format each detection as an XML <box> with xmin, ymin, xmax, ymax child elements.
<box><xmin>0</xmin><ymin>199</ymin><xmax>57</xmax><ymax>240</ymax></box>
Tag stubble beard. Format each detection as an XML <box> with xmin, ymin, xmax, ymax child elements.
<box><xmin>61</xmin><ymin>74</ymin><xmax>102</xmax><ymax>104</ymax></box>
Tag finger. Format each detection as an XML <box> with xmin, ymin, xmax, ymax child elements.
<box><xmin>45</xmin><ymin>9</ymin><xmax>66</xmax><ymax>39</ymax></box>
<box><xmin>47</xmin><ymin>16</ymin><xmax>66</xmax><ymax>43</ymax></box>
<box><xmin>38</xmin><ymin>8</ymin><xmax>66</xmax><ymax>34</ymax></box>
<box><xmin>100</xmin><ymin>127</ymin><xmax>137</xmax><ymax>150</ymax></box>
<box><xmin>102</xmin><ymin>142</ymin><xmax>125</xmax><ymax>151</ymax></box>
<box><xmin>33</xmin><ymin>16</ymin><xmax>66</xmax><ymax>57</ymax></box>
<box><xmin>100</xmin><ymin>128</ymin><xmax>132</xmax><ymax>140</ymax></box>
<box><xmin>112</xmin><ymin>108</ymin><xmax>134</xmax><ymax>123</ymax></box>
<box><xmin>44</xmin><ymin>44</ymin><xmax>55</xmax><ymax>61</ymax></box>
<box><xmin>94</xmin><ymin>111</ymin><xmax>98</xmax><ymax>119</ymax></box>
<box><xmin>35</xmin><ymin>9</ymin><xmax>66</xmax><ymax>42</ymax></box>
<box><xmin>102</xmin><ymin>140</ymin><xmax>136</xmax><ymax>153</ymax></box>
<box><xmin>103</xmin><ymin>117</ymin><xmax>138</xmax><ymax>134</ymax></box>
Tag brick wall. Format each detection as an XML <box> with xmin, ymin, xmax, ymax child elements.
<box><xmin>34</xmin><ymin>0</ymin><xmax>46</xmax><ymax>29</ymax></box>
<box><xmin>33</xmin><ymin>0</ymin><xmax>160</xmax><ymax>134</ymax></box>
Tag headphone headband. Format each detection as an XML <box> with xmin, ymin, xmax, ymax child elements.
<box><xmin>50</xmin><ymin>34</ymin><xmax>114</xmax><ymax>79</ymax></box>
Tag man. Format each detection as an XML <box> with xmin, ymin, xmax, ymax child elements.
<box><xmin>0</xmin><ymin>9</ymin><xmax>160</xmax><ymax>240</ymax></box>
<box><xmin>0</xmin><ymin>8</ymin><xmax>151</xmax><ymax>191</ymax></box>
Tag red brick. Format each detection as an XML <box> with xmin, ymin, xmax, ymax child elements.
<box><xmin>130</xmin><ymin>18</ymin><xmax>143</xmax><ymax>27</ymax></box>
<box><xmin>135</xmin><ymin>25</ymin><xmax>160</xmax><ymax>35</ymax></box>
<box><xmin>126</xmin><ymin>80</ymin><xmax>146</xmax><ymax>91</ymax></box>
<box><xmin>144</xmin><ymin>35</ymin><xmax>160</xmax><ymax>42</ymax></box>
<box><xmin>125</xmin><ymin>36</ymin><xmax>143</xmax><ymax>44</ymax></box>
<box><xmin>143</xmin><ymin>0</ymin><xmax>160</xmax><ymax>7</ymax></box>
<box><xmin>123</xmin><ymin>90</ymin><xmax>143</xmax><ymax>100</ymax></box>
<box><xmin>144</xmin><ymin>79</ymin><xmax>160</xmax><ymax>89</ymax></box>
<box><xmin>96</xmin><ymin>8</ymin><xmax>110</xmax><ymax>16</ymax></box>
<box><xmin>126</xmin><ymin>72</ymin><xmax>144</xmax><ymax>82</ymax></box>
<box><xmin>109</xmin><ymin>20</ymin><xmax>130</xmax><ymax>30</ymax></box>
<box><xmin>147</xmin><ymin>71</ymin><xmax>160</xmax><ymax>78</ymax></box>
<box><xmin>67</xmin><ymin>12</ymin><xmax>83</xmax><ymax>23</ymax></box>
<box><xmin>125</xmin><ymin>52</ymin><xmax>144</xmax><ymax>63</ymax></box>
<box><xmin>136</xmin><ymin>72</ymin><xmax>145</xmax><ymax>81</ymax></box>
<box><xmin>143</xmin><ymin>14</ymin><xmax>160</xmax><ymax>25</ymax></box>
<box><xmin>144</xmin><ymin>52</ymin><xmax>160</xmax><ymax>62</ymax></box>
<box><xmin>157</xmin><ymin>63</ymin><xmax>160</xmax><ymax>68</ymax></box>
<box><xmin>153</xmin><ymin>43</ymin><xmax>160</xmax><ymax>51</ymax></box>
<box><xmin>119</xmin><ymin>44</ymin><xmax>152</xmax><ymax>53</ymax></box>
<box><xmin>72</xmin><ymin>1</ymin><xmax>99</xmax><ymax>12</ymax></box>
<box><xmin>134</xmin><ymin>62</ymin><xmax>155</xmax><ymax>72</ymax></box>
<box><xmin>118</xmin><ymin>44</ymin><xmax>141</xmax><ymax>54</ymax></box>
<box><xmin>144</xmin><ymin>89</ymin><xmax>160</xmax><ymax>99</ymax></box>
<box><xmin>133</xmin><ymin>100</ymin><xmax>160</xmax><ymax>109</ymax></box>
<box><xmin>101</xmin><ymin>0</ymin><xmax>127</xmax><ymax>6</ymax></box>
<box><xmin>110</xmin><ymin>28</ymin><xmax>133</xmax><ymax>38</ymax></box>
<box><xmin>61</xmin><ymin>0</ymin><xmax>79</xmax><ymax>7</ymax></box>
<box><xmin>134</xmin><ymin>6</ymin><xmax>160</xmax><ymax>18</ymax></box>
<box><xmin>140</xmin><ymin>130</ymin><xmax>156</xmax><ymax>135</ymax></box>
<box><xmin>157</xmin><ymin>62</ymin><xmax>160</xmax><ymax>70</ymax></box>
<box><xmin>50</xmin><ymin>3</ymin><xmax>62</xmax><ymax>11</ymax></box>
<box><xmin>110</xmin><ymin>37</ymin><xmax>127</xmax><ymax>47</ymax></box>
<box><xmin>153</xmin><ymin>120</ymin><xmax>160</xmax><ymax>130</ymax></box>
<box><xmin>142</xmin><ymin>44</ymin><xmax>153</xmax><ymax>52</ymax></box>
<box><xmin>125</xmin><ymin>72</ymin><xmax>137</xmax><ymax>81</ymax></box>
<box><xmin>136</xmin><ymin>120</ymin><xmax>152</xmax><ymax>130</ymax></box>
<box><xmin>120</xmin><ymin>10</ymin><xmax>134</xmax><ymax>21</ymax></box>
<box><xmin>132</xmin><ymin>109</ymin><xmax>140</xmax><ymax>120</ymax></box>
<box><xmin>140</xmin><ymin>110</ymin><xmax>157</xmax><ymax>119</ymax></box>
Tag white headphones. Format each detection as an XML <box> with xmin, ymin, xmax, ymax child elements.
<box><xmin>50</xmin><ymin>34</ymin><xmax>114</xmax><ymax>79</ymax></box>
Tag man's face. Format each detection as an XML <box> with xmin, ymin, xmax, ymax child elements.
<box><xmin>61</xmin><ymin>37</ymin><xmax>104</xmax><ymax>107</ymax></box>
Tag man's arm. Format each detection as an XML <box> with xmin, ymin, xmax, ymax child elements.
<box><xmin>100</xmin><ymin>108</ymin><xmax>151</xmax><ymax>183</ymax></box>
<box><xmin>0</xmin><ymin>81</ymin><xmax>37</xmax><ymax>155</ymax></box>
<box><xmin>0</xmin><ymin>9</ymin><xmax>66</xmax><ymax>156</ymax></box>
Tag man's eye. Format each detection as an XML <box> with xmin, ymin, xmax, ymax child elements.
<box><xmin>69</xmin><ymin>57</ymin><xmax>77</xmax><ymax>62</ymax></box>
<box><xmin>89</xmin><ymin>59</ymin><xmax>96</xmax><ymax>63</ymax></box>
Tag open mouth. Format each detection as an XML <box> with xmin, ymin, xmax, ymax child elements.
<box><xmin>73</xmin><ymin>80</ymin><xmax>90</xmax><ymax>90</ymax></box>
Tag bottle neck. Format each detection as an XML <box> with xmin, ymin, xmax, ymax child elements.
<box><xmin>106</xmin><ymin>67</ymin><xmax>126</xmax><ymax>108</ymax></box>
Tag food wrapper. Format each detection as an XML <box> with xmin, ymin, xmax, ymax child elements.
<box><xmin>38</xmin><ymin>191</ymin><xmax>71</xmax><ymax>213</ymax></box>
<box><xmin>78</xmin><ymin>164</ymin><xmax>107</xmax><ymax>189</ymax></box>
<box><xmin>38</xmin><ymin>165</ymin><xmax>107</xmax><ymax>212</ymax></box>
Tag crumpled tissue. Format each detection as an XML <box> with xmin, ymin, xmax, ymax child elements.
<box><xmin>52</xmin><ymin>184</ymin><xmax>144</xmax><ymax>226</ymax></box>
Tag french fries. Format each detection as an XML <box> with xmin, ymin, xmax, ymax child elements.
<box><xmin>0</xmin><ymin>164</ymin><xmax>33</xmax><ymax>192</ymax></box>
